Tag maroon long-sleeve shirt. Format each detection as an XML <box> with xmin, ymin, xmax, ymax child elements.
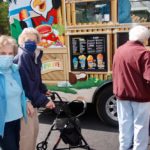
<box><xmin>113</xmin><ymin>41</ymin><xmax>150</xmax><ymax>102</ymax></box>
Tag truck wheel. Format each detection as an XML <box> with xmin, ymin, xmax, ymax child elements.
<box><xmin>96</xmin><ymin>85</ymin><xmax>118</xmax><ymax>127</ymax></box>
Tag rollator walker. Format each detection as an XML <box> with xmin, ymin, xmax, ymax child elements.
<box><xmin>37</xmin><ymin>92</ymin><xmax>93</xmax><ymax>150</ymax></box>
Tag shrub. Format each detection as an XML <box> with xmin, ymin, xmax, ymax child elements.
<box><xmin>0</xmin><ymin>2</ymin><xmax>10</xmax><ymax>35</ymax></box>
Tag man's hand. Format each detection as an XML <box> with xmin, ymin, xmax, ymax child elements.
<box><xmin>46</xmin><ymin>101</ymin><xmax>55</xmax><ymax>109</ymax></box>
<box><xmin>27</xmin><ymin>101</ymin><xmax>35</xmax><ymax>117</ymax></box>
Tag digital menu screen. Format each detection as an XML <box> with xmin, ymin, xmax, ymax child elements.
<box><xmin>70</xmin><ymin>34</ymin><xmax>107</xmax><ymax>71</ymax></box>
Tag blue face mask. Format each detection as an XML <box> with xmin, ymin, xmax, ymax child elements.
<box><xmin>24</xmin><ymin>40</ymin><xmax>37</xmax><ymax>53</ymax></box>
<box><xmin>0</xmin><ymin>55</ymin><xmax>14</xmax><ymax>70</ymax></box>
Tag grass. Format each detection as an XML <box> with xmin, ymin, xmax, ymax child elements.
<box><xmin>47</xmin><ymin>86</ymin><xmax>77</xmax><ymax>94</ymax></box>
<box><xmin>47</xmin><ymin>78</ymin><xmax>106</xmax><ymax>94</ymax></box>
<box><xmin>71</xmin><ymin>78</ymin><xmax>105</xmax><ymax>89</ymax></box>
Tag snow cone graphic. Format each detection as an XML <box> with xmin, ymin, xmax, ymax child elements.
<box><xmin>87</xmin><ymin>55</ymin><xmax>94</xmax><ymax>69</ymax></box>
<box><xmin>73</xmin><ymin>57</ymin><xmax>78</xmax><ymax>69</ymax></box>
<box><xmin>78</xmin><ymin>55</ymin><xmax>86</xmax><ymax>69</ymax></box>
<box><xmin>97</xmin><ymin>53</ymin><xmax>103</xmax><ymax>69</ymax></box>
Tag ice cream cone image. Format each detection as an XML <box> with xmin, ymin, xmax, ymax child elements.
<box><xmin>78</xmin><ymin>55</ymin><xmax>86</xmax><ymax>69</ymax></box>
<box><xmin>87</xmin><ymin>55</ymin><xmax>94</xmax><ymax>69</ymax></box>
<box><xmin>19</xmin><ymin>9</ymin><xmax>33</xmax><ymax>27</ymax></box>
<box><xmin>97</xmin><ymin>53</ymin><xmax>104</xmax><ymax>69</ymax></box>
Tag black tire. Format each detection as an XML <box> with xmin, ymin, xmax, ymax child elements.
<box><xmin>96</xmin><ymin>85</ymin><xmax>118</xmax><ymax>127</ymax></box>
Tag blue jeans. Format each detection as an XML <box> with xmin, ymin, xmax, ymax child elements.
<box><xmin>117</xmin><ymin>100</ymin><xmax>150</xmax><ymax>150</ymax></box>
<box><xmin>0</xmin><ymin>119</ymin><xmax>20</xmax><ymax>150</ymax></box>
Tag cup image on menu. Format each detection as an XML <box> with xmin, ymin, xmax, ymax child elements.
<box><xmin>97</xmin><ymin>53</ymin><xmax>104</xmax><ymax>69</ymax></box>
<box><xmin>78</xmin><ymin>55</ymin><xmax>86</xmax><ymax>69</ymax></box>
<box><xmin>87</xmin><ymin>55</ymin><xmax>94</xmax><ymax>69</ymax></box>
<box><xmin>73</xmin><ymin>57</ymin><xmax>78</xmax><ymax>69</ymax></box>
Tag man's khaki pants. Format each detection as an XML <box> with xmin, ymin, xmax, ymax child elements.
<box><xmin>20</xmin><ymin>108</ymin><xmax>39</xmax><ymax>150</ymax></box>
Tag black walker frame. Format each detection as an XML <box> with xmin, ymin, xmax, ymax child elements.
<box><xmin>37</xmin><ymin>92</ymin><xmax>93</xmax><ymax>150</ymax></box>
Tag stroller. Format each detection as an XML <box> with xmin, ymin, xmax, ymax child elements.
<box><xmin>37</xmin><ymin>92</ymin><xmax>92</xmax><ymax>150</ymax></box>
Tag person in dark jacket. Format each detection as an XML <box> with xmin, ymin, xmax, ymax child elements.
<box><xmin>113</xmin><ymin>25</ymin><xmax>150</xmax><ymax>150</ymax></box>
<box><xmin>13</xmin><ymin>28</ymin><xmax>55</xmax><ymax>150</ymax></box>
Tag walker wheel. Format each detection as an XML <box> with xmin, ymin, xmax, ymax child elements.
<box><xmin>36</xmin><ymin>141</ymin><xmax>48</xmax><ymax>150</ymax></box>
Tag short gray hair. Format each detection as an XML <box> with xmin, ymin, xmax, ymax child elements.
<box><xmin>18</xmin><ymin>27</ymin><xmax>40</xmax><ymax>46</ymax></box>
<box><xmin>129</xmin><ymin>25</ymin><xmax>150</xmax><ymax>43</ymax></box>
<box><xmin>0</xmin><ymin>35</ymin><xmax>18</xmax><ymax>55</ymax></box>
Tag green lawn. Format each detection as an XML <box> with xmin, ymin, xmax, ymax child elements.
<box><xmin>47</xmin><ymin>78</ymin><xmax>106</xmax><ymax>94</ymax></box>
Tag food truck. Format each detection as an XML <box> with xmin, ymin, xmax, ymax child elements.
<box><xmin>8</xmin><ymin>0</ymin><xmax>150</xmax><ymax>126</ymax></box>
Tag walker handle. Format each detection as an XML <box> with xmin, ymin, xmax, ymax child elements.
<box><xmin>68</xmin><ymin>100</ymin><xmax>87</xmax><ymax>118</ymax></box>
<box><xmin>50</xmin><ymin>92</ymin><xmax>64</xmax><ymax>103</ymax></box>
<box><xmin>50</xmin><ymin>92</ymin><xmax>87</xmax><ymax>117</ymax></box>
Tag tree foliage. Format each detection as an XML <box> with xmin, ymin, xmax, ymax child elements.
<box><xmin>0</xmin><ymin>2</ymin><xmax>10</xmax><ymax>35</ymax></box>
<box><xmin>0</xmin><ymin>0</ymin><xmax>16</xmax><ymax>3</ymax></box>
<box><xmin>8</xmin><ymin>0</ymin><xmax>16</xmax><ymax>3</ymax></box>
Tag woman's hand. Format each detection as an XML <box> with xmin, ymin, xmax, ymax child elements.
<box><xmin>27</xmin><ymin>101</ymin><xmax>35</xmax><ymax>117</ymax></box>
<box><xmin>45</xmin><ymin>90</ymin><xmax>52</xmax><ymax>96</ymax></box>
<box><xmin>45</xmin><ymin>101</ymin><xmax>55</xmax><ymax>109</ymax></box>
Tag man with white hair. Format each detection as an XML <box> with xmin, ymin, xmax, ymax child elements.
<box><xmin>113</xmin><ymin>25</ymin><xmax>150</xmax><ymax>150</ymax></box>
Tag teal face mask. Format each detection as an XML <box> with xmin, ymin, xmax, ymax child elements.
<box><xmin>0</xmin><ymin>55</ymin><xmax>14</xmax><ymax>70</ymax></box>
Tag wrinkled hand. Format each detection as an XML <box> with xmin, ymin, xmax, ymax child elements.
<box><xmin>46</xmin><ymin>101</ymin><xmax>55</xmax><ymax>109</ymax></box>
<box><xmin>27</xmin><ymin>101</ymin><xmax>35</xmax><ymax>117</ymax></box>
<box><xmin>45</xmin><ymin>90</ymin><xmax>52</xmax><ymax>96</ymax></box>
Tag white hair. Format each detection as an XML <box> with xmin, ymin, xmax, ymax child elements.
<box><xmin>0</xmin><ymin>35</ymin><xmax>18</xmax><ymax>55</ymax></box>
<box><xmin>18</xmin><ymin>27</ymin><xmax>40</xmax><ymax>46</ymax></box>
<box><xmin>129</xmin><ymin>25</ymin><xmax>150</xmax><ymax>43</ymax></box>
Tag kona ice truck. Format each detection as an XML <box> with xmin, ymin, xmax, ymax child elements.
<box><xmin>8</xmin><ymin>0</ymin><xmax>150</xmax><ymax>126</ymax></box>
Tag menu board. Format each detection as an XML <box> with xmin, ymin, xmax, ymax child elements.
<box><xmin>117</xmin><ymin>32</ymin><xmax>150</xmax><ymax>47</ymax></box>
<box><xmin>117</xmin><ymin>32</ymin><xmax>129</xmax><ymax>47</ymax></box>
<box><xmin>70</xmin><ymin>34</ymin><xmax>107</xmax><ymax>71</ymax></box>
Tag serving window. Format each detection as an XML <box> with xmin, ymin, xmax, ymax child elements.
<box><xmin>130</xmin><ymin>0</ymin><xmax>150</xmax><ymax>23</ymax></box>
<box><xmin>65</xmin><ymin>0</ymin><xmax>115</xmax><ymax>26</ymax></box>
<box><xmin>75</xmin><ymin>0</ymin><xmax>111</xmax><ymax>24</ymax></box>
